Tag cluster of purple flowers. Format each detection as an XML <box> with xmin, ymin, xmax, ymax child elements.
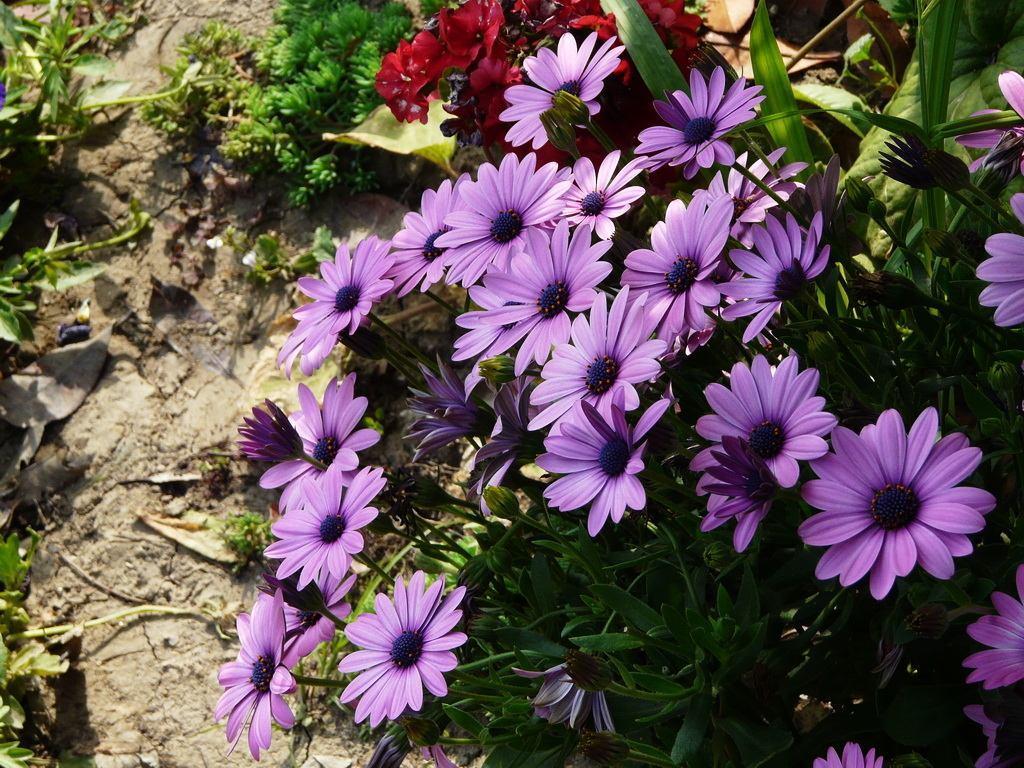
<box><xmin>216</xmin><ymin>35</ymin><xmax>1024</xmax><ymax>765</ymax></box>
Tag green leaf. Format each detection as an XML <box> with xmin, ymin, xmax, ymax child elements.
<box><xmin>35</xmin><ymin>263</ymin><xmax>105</xmax><ymax>292</ymax></box>
<box><xmin>443</xmin><ymin>704</ymin><xmax>484</xmax><ymax>737</ymax></box>
<box><xmin>0</xmin><ymin>202</ymin><xmax>18</xmax><ymax>242</ymax></box>
<box><xmin>329</xmin><ymin>101</ymin><xmax>455</xmax><ymax>173</ymax></box>
<box><xmin>72</xmin><ymin>54</ymin><xmax>115</xmax><ymax>77</ymax></box>
<box><xmin>569</xmin><ymin>632</ymin><xmax>645</xmax><ymax>652</ymax></box>
<box><xmin>589</xmin><ymin>584</ymin><xmax>662</xmax><ymax>631</ymax></box>
<box><xmin>718</xmin><ymin>718</ymin><xmax>793</xmax><ymax>767</ymax></box>
<box><xmin>749</xmin><ymin>0</ymin><xmax>814</xmax><ymax>167</ymax></box>
<box><xmin>795</xmin><ymin>83</ymin><xmax>869</xmax><ymax>137</ymax></box>
<box><xmin>493</xmin><ymin>627</ymin><xmax>565</xmax><ymax>657</ymax></box>
<box><xmin>0</xmin><ymin>310</ymin><xmax>25</xmax><ymax>344</ymax></box>
<box><xmin>0</xmin><ymin>535</ymin><xmax>27</xmax><ymax>591</ymax></box>
<box><xmin>8</xmin><ymin>642</ymin><xmax>68</xmax><ymax>679</ymax></box>
<box><xmin>883</xmin><ymin>684</ymin><xmax>963</xmax><ymax>746</ymax></box>
<box><xmin>598</xmin><ymin>0</ymin><xmax>685</xmax><ymax>98</ymax></box>
<box><xmin>671</xmin><ymin>693</ymin><xmax>711</xmax><ymax>764</ymax></box>
<box><xmin>0</xmin><ymin>742</ymin><xmax>32</xmax><ymax>768</ymax></box>
<box><xmin>80</xmin><ymin>80</ymin><xmax>133</xmax><ymax>108</ymax></box>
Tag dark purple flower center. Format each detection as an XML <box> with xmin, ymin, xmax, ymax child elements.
<box><xmin>312</xmin><ymin>436</ymin><xmax>339</xmax><ymax>464</ymax></box>
<box><xmin>666</xmin><ymin>257</ymin><xmax>699</xmax><ymax>294</ymax></box>
<box><xmin>581</xmin><ymin>191</ymin><xmax>606</xmax><ymax>216</ymax></box>
<box><xmin>871</xmin><ymin>483</ymin><xmax>919</xmax><ymax>530</ymax></box>
<box><xmin>390</xmin><ymin>630</ymin><xmax>424</xmax><ymax>667</ymax></box>
<box><xmin>490</xmin><ymin>209</ymin><xmax>523</xmax><ymax>243</ymax></box>
<box><xmin>423</xmin><ymin>229</ymin><xmax>447</xmax><ymax>261</ymax></box>
<box><xmin>319</xmin><ymin>513</ymin><xmax>345</xmax><ymax>543</ymax></box>
<box><xmin>598</xmin><ymin>437</ymin><xmax>630</xmax><ymax>476</ymax></box>
<box><xmin>585</xmin><ymin>355</ymin><xmax>619</xmax><ymax>394</ymax></box>
<box><xmin>538</xmin><ymin>281</ymin><xmax>569</xmax><ymax>317</ymax></box>
<box><xmin>748</xmin><ymin>420</ymin><xmax>784</xmax><ymax>459</ymax></box>
<box><xmin>774</xmin><ymin>262</ymin><xmax>806</xmax><ymax>300</ymax></box>
<box><xmin>250</xmin><ymin>655</ymin><xmax>274</xmax><ymax>693</ymax></box>
<box><xmin>297</xmin><ymin>610</ymin><xmax>319</xmax><ymax>630</ymax></box>
<box><xmin>556</xmin><ymin>80</ymin><xmax>581</xmax><ymax>96</ymax></box>
<box><xmin>732</xmin><ymin>196</ymin><xmax>754</xmax><ymax>221</ymax></box>
<box><xmin>683</xmin><ymin>116</ymin><xmax>716</xmax><ymax>144</ymax></box>
<box><xmin>334</xmin><ymin>286</ymin><xmax>361</xmax><ymax>312</ymax></box>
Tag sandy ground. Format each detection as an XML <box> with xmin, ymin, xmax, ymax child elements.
<box><xmin>14</xmin><ymin>1</ymin><xmax>437</xmax><ymax>765</ymax></box>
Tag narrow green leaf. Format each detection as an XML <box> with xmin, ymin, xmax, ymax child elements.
<box><xmin>598</xmin><ymin>0</ymin><xmax>684</xmax><ymax>98</ymax></box>
<box><xmin>671</xmin><ymin>693</ymin><xmax>711</xmax><ymax>764</ymax></box>
<box><xmin>492</xmin><ymin>627</ymin><xmax>564</xmax><ymax>657</ymax></box>
<box><xmin>0</xmin><ymin>201</ymin><xmax>18</xmax><ymax>242</ymax></box>
<box><xmin>443</xmin><ymin>704</ymin><xmax>485</xmax><ymax>737</ymax></box>
<box><xmin>749</xmin><ymin>0</ymin><xmax>814</xmax><ymax>167</ymax></box>
<box><xmin>72</xmin><ymin>54</ymin><xmax>114</xmax><ymax>77</ymax></box>
<box><xmin>570</xmin><ymin>632</ymin><xmax>645</xmax><ymax>652</ymax></box>
<box><xmin>589</xmin><ymin>584</ymin><xmax>662</xmax><ymax>631</ymax></box>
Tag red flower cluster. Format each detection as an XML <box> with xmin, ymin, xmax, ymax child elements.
<box><xmin>376</xmin><ymin>0</ymin><xmax>703</xmax><ymax>155</ymax></box>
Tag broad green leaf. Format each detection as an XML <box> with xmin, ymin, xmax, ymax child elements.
<box><xmin>72</xmin><ymin>54</ymin><xmax>114</xmax><ymax>77</ymax></box>
<box><xmin>883</xmin><ymin>684</ymin><xmax>963</xmax><ymax>746</ymax></box>
<box><xmin>492</xmin><ymin>627</ymin><xmax>565</xmax><ymax>657</ymax></box>
<box><xmin>0</xmin><ymin>535</ymin><xmax>26</xmax><ymax>591</ymax></box>
<box><xmin>8</xmin><ymin>642</ymin><xmax>68</xmax><ymax>679</ymax></box>
<box><xmin>328</xmin><ymin>101</ymin><xmax>455</xmax><ymax>173</ymax></box>
<box><xmin>589</xmin><ymin>584</ymin><xmax>662</xmax><ymax>631</ymax></box>
<box><xmin>718</xmin><ymin>718</ymin><xmax>793</xmax><ymax>767</ymax></box>
<box><xmin>80</xmin><ymin>80</ymin><xmax>132</xmax><ymax>109</ymax></box>
<box><xmin>749</xmin><ymin>0</ymin><xmax>814</xmax><ymax>168</ymax></box>
<box><xmin>599</xmin><ymin>0</ymin><xmax>684</xmax><ymax>98</ymax></box>
<box><xmin>0</xmin><ymin>742</ymin><xmax>32</xmax><ymax>768</ymax></box>
<box><xmin>443</xmin><ymin>704</ymin><xmax>484</xmax><ymax>737</ymax></box>
<box><xmin>671</xmin><ymin>693</ymin><xmax>711</xmax><ymax>764</ymax></box>
<box><xmin>795</xmin><ymin>83</ymin><xmax>869</xmax><ymax>137</ymax></box>
<box><xmin>35</xmin><ymin>262</ymin><xmax>105</xmax><ymax>292</ymax></box>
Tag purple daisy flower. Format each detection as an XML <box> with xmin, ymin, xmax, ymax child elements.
<box><xmin>390</xmin><ymin>176</ymin><xmax>466</xmax><ymax>297</ymax></box>
<box><xmin>702</xmin><ymin>148</ymin><xmax>806</xmax><ymax>246</ymax></box>
<box><xmin>636</xmin><ymin>67</ymin><xmax>764</xmax><ymax>177</ymax></box>
<box><xmin>537</xmin><ymin>391</ymin><xmax>669</xmax><ymax>536</ymax></box>
<box><xmin>338</xmin><ymin>571</ymin><xmax>467</xmax><ymax>727</ymax></box>
<box><xmin>564</xmin><ymin>150</ymin><xmax>647</xmax><ymax>240</ymax></box>
<box><xmin>283</xmin><ymin>571</ymin><xmax>356</xmax><ymax>658</ymax></box>
<box><xmin>238</xmin><ymin>399</ymin><xmax>305</xmax><ymax>463</ymax></box>
<box><xmin>437</xmin><ymin>153</ymin><xmax>573</xmax><ymax>287</ymax></box>
<box><xmin>257</xmin><ymin>374</ymin><xmax>380</xmax><ymax>513</ymax></box>
<box><xmin>408</xmin><ymin>360</ymin><xmax>481</xmax><ymax>459</ymax></box>
<box><xmin>690</xmin><ymin>354</ymin><xmax>836</xmax><ymax>488</ymax></box>
<box><xmin>266</xmin><ymin>465</ymin><xmax>386</xmax><ymax>588</ymax></box>
<box><xmin>215</xmin><ymin>590</ymin><xmax>299</xmax><ymax>760</ymax></box>
<box><xmin>978</xmin><ymin>193</ymin><xmax>1024</xmax><ymax>328</ymax></box>
<box><xmin>421</xmin><ymin>745</ymin><xmax>457</xmax><ymax>768</ymax></box>
<box><xmin>956</xmin><ymin>71</ymin><xmax>1024</xmax><ymax>181</ymax></box>
<box><xmin>965</xmin><ymin>697</ymin><xmax>1024</xmax><ymax>768</ymax></box>
<box><xmin>470</xmin><ymin>376</ymin><xmax>532</xmax><ymax>508</ymax></box>
<box><xmin>622</xmin><ymin>194</ymin><xmax>733</xmax><ymax>341</ymax></box>
<box><xmin>529</xmin><ymin>285</ymin><xmax>667</xmax><ymax>430</ymax></box>
<box><xmin>514</xmin><ymin>659</ymin><xmax>614</xmax><ymax>731</ymax></box>
<box><xmin>453</xmin><ymin>221</ymin><xmax>613</xmax><ymax>375</ymax></box>
<box><xmin>696</xmin><ymin>435</ymin><xmax>778</xmax><ymax>552</ymax></box>
<box><xmin>799</xmin><ymin>407</ymin><xmax>996</xmax><ymax>600</ymax></box>
<box><xmin>278</xmin><ymin>236</ymin><xmax>394</xmax><ymax>376</ymax></box>
<box><xmin>964</xmin><ymin>564</ymin><xmax>1024</xmax><ymax>689</ymax></box>
<box><xmin>499</xmin><ymin>32</ymin><xmax>624</xmax><ymax>150</ymax></box>
<box><xmin>813</xmin><ymin>743</ymin><xmax>884</xmax><ymax>768</ymax></box>
<box><xmin>720</xmin><ymin>211</ymin><xmax>831</xmax><ymax>343</ymax></box>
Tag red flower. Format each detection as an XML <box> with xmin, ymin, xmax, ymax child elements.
<box><xmin>376</xmin><ymin>31</ymin><xmax>449</xmax><ymax>124</ymax></box>
<box><xmin>639</xmin><ymin>0</ymin><xmax>701</xmax><ymax>50</ymax></box>
<box><xmin>439</xmin><ymin>0</ymin><xmax>505</xmax><ymax>68</ymax></box>
<box><xmin>515</xmin><ymin>0</ymin><xmax>602</xmax><ymax>36</ymax></box>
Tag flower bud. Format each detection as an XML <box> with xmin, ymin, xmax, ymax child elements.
<box><xmin>924</xmin><ymin>228</ymin><xmax>963</xmax><ymax>262</ymax></box>
<box><xmin>988</xmin><ymin>360</ymin><xmax>1020</xmax><ymax>393</ymax></box>
<box><xmin>551</xmin><ymin>89</ymin><xmax>591</xmax><ymax>125</ymax></box>
<box><xmin>927</xmin><ymin>151</ymin><xmax>972</xmax><ymax>192</ymax></box>
<box><xmin>400</xmin><ymin>716</ymin><xmax>441</xmax><ymax>747</ymax></box>
<box><xmin>850</xmin><ymin>270</ymin><xmax>921</xmax><ymax>310</ymax></box>
<box><xmin>339</xmin><ymin>326</ymin><xmax>386</xmax><ymax>359</ymax></box>
<box><xmin>413</xmin><ymin>474</ymin><xmax>457</xmax><ymax>510</ymax></box>
<box><xmin>478</xmin><ymin>355</ymin><xmax>517</xmax><ymax>385</ymax></box>
<box><xmin>483</xmin><ymin>486</ymin><xmax>519</xmax><ymax>519</ymax></box>
<box><xmin>806</xmin><ymin>331</ymin><xmax>837</xmax><ymax>362</ymax></box>
<box><xmin>577</xmin><ymin>730</ymin><xmax>629</xmax><ymax>765</ymax></box>
<box><xmin>540</xmin><ymin>110</ymin><xmax>579</xmax><ymax>155</ymax></box>
<box><xmin>565</xmin><ymin>649</ymin><xmax>612</xmax><ymax>692</ymax></box>
<box><xmin>905</xmin><ymin>603</ymin><xmax>949</xmax><ymax>639</ymax></box>
<box><xmin>844</xmin><ymin>177</ymin><xmax>874</xmax><ymax>213</ymax></box>
<box><xmin>366</xmin><ymin>731</ymin><xmax>410</xmax><ymax>768</ymax></box>
<box><xmin>459</xmin><ymin>554</ymin><xmax>493</xmax><ymax>591</ymax></box>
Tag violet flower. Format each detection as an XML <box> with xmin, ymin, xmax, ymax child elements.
<box><xmin>407</xmin><ymin>360</ymin><xmax>481</xmax><ymax>459</ymax></box>
<box><xmin>390</xmin><ymin>176</ymin><xmax>466</xmax><ymax>296</ymax></box>
<box><xmin>964</xmin><ymin>563</ymin><xmax>1024</xmax><ymax>689</ymax></box>
<box><xmin>799</xmin><ymin>407</ymin><xmax>996</xmax><ymax>599</ymax></box>
<box><xmin>564</xmin><ymin>150</ymin><xmax>647</xmax><ymax>240</ymax></box>
<box><xmin>339</xmin><ymin>571</ymin><xmax>467</xmax><ymax>726</ymax></box>
<box><xmin>636</xmin><ymin>66</ymin><xmax>764</xmax><ymax>177</ymax></box>
<box><xmin>215</xmin><ymin>590</ymin><xmax>299</xmax><ymax>760</ymax></box>
<box><xmin>453</xmin><ymin>221</ymin><xmax>612</xmax><ymax>375</ymax></box>
<box><xmin>500</xmin><ymin>31</ymin><xmax>624</xmax><ymax>150</ymax></box>
<box><xmin>283</xmin><ymin>571</ymin><xmax>356</xmax><ymax>658</ymax></box>
<box><xmin>696</xmin><ymin>435</ymin><xmax>778</xmax><ymax>552</ymax></box>
<box><xmin>529</xmin><ymin>286</ymin><xmax>667</xmax><ymax>430</ymax></box>
<box><xmin>956</xmin><ymin>71</ymin><xmax>1024</xmax><ymax>182</ymax></box>
<box><xmin>978</xmin><ymin>193</ymin><xmax>1024</xmax><ymax>328</ymax></box>
<box><xmin>813</xmin><ymin>743</ymin><xmax>883</xmax><ymax>768</ymax></box>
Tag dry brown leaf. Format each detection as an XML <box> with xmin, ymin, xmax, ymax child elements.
<box><xmin>706</xmin><ymin>30</ymin><xmax>840</xmax><ymax>78</ymax></box>
<box><xmin>139</xmin><ymin>511</ymin><xmax>239</xmax><ymax>565</ymax></box>
<box><xmin>704</xmin><ymin>0</ymin><xmax>754</xmax><ymax>34</ymax></box>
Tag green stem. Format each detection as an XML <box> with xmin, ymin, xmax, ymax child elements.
<box><xmin>424</xmin><ymin>290</ymin><xmax>462</xmax><ymax>316</ymax></box>
<box><xmin>8</xmin><ymin>605</ymin><xmax>199</xmax><ymax>641</ymax></box>
<box><xmin>586</xmin><ymin>118</ymin><xmax>618</xmax><ymax>154</ymax></box>
<box><xmin>456</xmin><ymin>650</ymin><xmax>517</xmax><ymax>673</ymax></box>
<box><xmin>294</xmin><ymin>674</ymin><xmax>346</xmax><ymax>689</ymax></box>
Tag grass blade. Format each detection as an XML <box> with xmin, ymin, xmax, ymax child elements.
<box><xmin>599</xmin><ymin>0</ymin><xmax>685</xmax><ymax>98</ymax></box>
<box><xmin>749</xmin><ymin>0</ymin><xmax>815</xmax><ymax>167</ymax></box>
